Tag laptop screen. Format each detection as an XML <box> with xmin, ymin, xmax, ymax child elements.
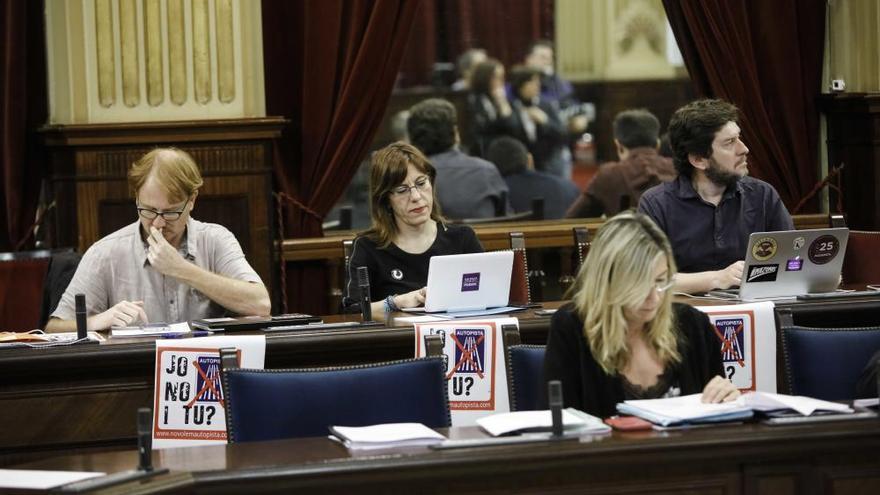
<box><xmin>737</xmin><ymin>227</ymin><xmax>849</xmax><ymax>300</ymax></box>
<box><xmin>423</xmin><ymin>251</ymin><xmax>513</xmax><ymax>312</ymax></box>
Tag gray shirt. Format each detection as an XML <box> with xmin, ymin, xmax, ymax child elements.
<box><xmin>638</xmin><ymin>175</ymin><xmax>794</xmax><ymax>273</ymax></box>
<box><xmin>52</xmin><ymin>218</ymin><xmax>263</xmax><ymax>324</ymax></box>
<box><xmin>430</xmin><ymin>148</ymin><xmax>511</xmax><ymax>220</ymax></box>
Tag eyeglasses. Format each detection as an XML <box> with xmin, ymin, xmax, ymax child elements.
<box><xmin>136</xmin><ymin>200</ymin><xmax>190</xmax><ymax>221</ymax></box>
<box><xmin>653</xmin><ymin>279</ymin><xmax>675</xmax><ymax>294</ymax></box>
<box><xmin>390</xmin><ymin>176</ymin><xmax>431</xmax><ymax>197</ymax></box>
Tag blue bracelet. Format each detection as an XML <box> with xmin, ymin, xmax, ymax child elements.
<box><xmin>385</xmin><ymin>295</ymin><xmax>400</xmax><ymax>312</ymax></box>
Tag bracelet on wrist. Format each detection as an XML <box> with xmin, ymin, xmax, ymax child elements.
<box><xmin>385</xmin><ymin>294</ymin><xmax>400</xmax><ymax>312</ymax></box>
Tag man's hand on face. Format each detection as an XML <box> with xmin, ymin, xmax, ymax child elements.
<box><xmin>146</xmin><ymin>227</ymin><xmax>188</xmax><ymax>277</ymax></box>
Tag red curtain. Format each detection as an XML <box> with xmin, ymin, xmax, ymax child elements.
<box><xmin>663</xmin><ymin>0</ymin><xmax>825</xmax><ymax>211</ymax></box>
<box><xmin>399</xmin><ymin>0</ymin><xmax>555</xmax><ymax>87</ymax></box>
<box><xmin>262</xmin><ymin>0</ymin><xmax>421</xmax><ymax>313</ymax></box>
<box><xmin>0</xmin><ymin>0</ymin><xmax>47</xmax><ymax>251</ymax></box>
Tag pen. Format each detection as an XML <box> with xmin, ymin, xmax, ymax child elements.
<box><xmin>159</xmin><ymin>330</ymin><xmax>213</xmax><ymax>339</ymax></box>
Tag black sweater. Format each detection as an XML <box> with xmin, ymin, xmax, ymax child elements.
<box><xmin>543</xmin><ymin>302</ymin><xmax>724</xmax><ymax>418</ymax></box>
<box><xmin>343</xmin><ymin>224</ymin><xmax>483</xmax><ymax>311</ymax></box>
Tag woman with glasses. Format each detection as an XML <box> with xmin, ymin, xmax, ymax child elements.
<box><xmin>344</xmin><ymin>142</ymin><xmax>483</xmax><ymax>317</ymax></box>
<box><xmin>543</xmin><ymin>211</ymin><xmax>739</xmax><ymax>418</ymax></box>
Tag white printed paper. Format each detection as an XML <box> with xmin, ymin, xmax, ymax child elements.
<box><xmin>414</xmin><ymin>318</ymin><xmax>514</xmax><ymax>426</ymax></box>
<box><xmin>152</xmin><ymin>335</ymin><xmax>265</xmax><ymax>449</ymax></box>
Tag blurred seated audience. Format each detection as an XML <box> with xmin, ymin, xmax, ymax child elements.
<box><xmin>343</xmin><ymin>142</ymin><xmax>483</xmax><ymax>317</ymax></box>
<box><xmin>465</xmin><ymin>58</ymin><xmax>518</xmax><ymax>157</ymax></box>
<box><xmin>451</xmin><ymin>48</ymin><xmax>488</xmax><ymax>91</ymax></box>
<box><xmin>566</xmin><ymin>109</ymin><xmax>674</xmax><ymax>218</ymax></box>
<box><xmin>486</xmin><ymin>136</ymin><xmax>579</xmax><ymax>219</ymax></box>
<box><xmin>508</xmin><ymin>65</ymin><xmax>570</xmax><ymax>178</ymax></box>
<box><xmin>407</xmin><ymin>98</ymin><xmax>511</xmax><ymax>220</ymax></box>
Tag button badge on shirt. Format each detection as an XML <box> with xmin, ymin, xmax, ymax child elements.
<box><xmin>391</xmin><ymin>268</ymin><xmax>403</xmax><ymax>280</ymax></box>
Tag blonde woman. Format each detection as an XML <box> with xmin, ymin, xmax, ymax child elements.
<box><xmin>544</xmin><ymin>211</ymin><xmax>738</xmax><ymax>417</ymax></box>
<box><xmin>344</xmin><ymin>142</ymin><xmax>483</xmax><ymax>318</ymax></box>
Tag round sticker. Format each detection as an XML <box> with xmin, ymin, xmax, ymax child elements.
<box><xmin>390</xmin><ymin>268</ymin><xmax>404</xmax><ymax>280</ymax></box>
<box><xmin>751</xmin><ymin>237</ymin><xmax>778</xmax><ymax>261</ymax></box>
<box><xmin>808</xmin><ymin>235</ymin><xmax>840</xmax><ymax>265</ymax></box>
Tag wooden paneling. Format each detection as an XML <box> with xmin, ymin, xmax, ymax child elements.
<box><xmin>818</xmin><ymin>93</ymin><xmax>880</xmax><ymax>229</ymax></box>
<box><xmin>40</xmin><ymin>118</ymin><xmax>286</xmax><ymax>306</ymax></box>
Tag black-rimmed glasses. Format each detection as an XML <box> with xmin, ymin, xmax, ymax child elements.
<box><xmin>136</xmin><ymin>200</ymin><xmax>190</xmax><ymax>221</ymax></box>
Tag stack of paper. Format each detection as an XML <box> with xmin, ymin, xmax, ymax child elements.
<box><xmin>111</xmin><ymin>322</ymin><xmax>190</xmax><ymax>338</ymax></box>
<box><xmin>476</xmin><ymin>408</ymin><xmax>610</xmax><ymax>437</ymax></box>
<box><xmin>329</xmin><ymin>423</ymin><xmax>446</xmax><ymax>450</ymax></box>
<box><xmin>741</xmin><ymin>391</ymin><xmax>853</xmax><ymax>415</ymax></box>
<box><xmin>617</xmin><ymin>391</ymin><xmax>857</xmax><ymax>427</ymax></box>
<box><xmin>617</xmin><ymin>394</ymin><xmax>754</xmax><ymax>427</ymax></box>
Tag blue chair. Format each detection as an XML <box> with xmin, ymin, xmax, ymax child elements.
<box><xmin>222</xmin><ymin>356</ymin><xmax>451</xmax><ymax>442</ymax></box>
<box><xmin>502</xmin><ymin>324</ymin><xmax>546</xmax><ymax>411</ymax></box>
<box><xmin>779</xmin><ymin>311</ymin><xmax>880</xmax><ymax>401</ymax></box>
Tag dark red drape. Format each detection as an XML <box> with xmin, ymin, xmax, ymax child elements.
<box><xmin>399</xmin><ymin>0</ymin><xmax>555</xmax><ymax>87</ymax></box>
<box><xmin>0</xmin><ymin>0</ymin><xmax>47</xmax><ymax>251</ymax></box>
<box><xmin>663</xmin><ymin>0</ymin><xmax>825</xmax><ymax>211</ymax></box>
<box><xmin>262</xmin><ymin>0</ymin><xmax>421</xmax><ymax>313</ymax></box>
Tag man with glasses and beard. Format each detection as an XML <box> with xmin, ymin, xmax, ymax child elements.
<box><xmin>46</xmin><ymin>148</ymin><xmax>270</xmax><ymax>332</ymax></box>
<box><xmin>638</xmin><ymin>99</ymin><xmax>793</xmax><ymax>294</ymax></box>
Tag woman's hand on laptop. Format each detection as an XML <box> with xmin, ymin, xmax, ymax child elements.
<box><xmin>396</xmin><ymin>287</ymin><xmax>427</xmax><ymax>309</ymax></box>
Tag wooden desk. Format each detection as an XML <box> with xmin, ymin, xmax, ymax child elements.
<box><xmin>0</xmin><ymin>307</ymin><xmax>557</xmax><ymax>466</ymax></box>
<box><xmin>3</xmin><ymin>294</ymin><xmax>879</xmax><ymax>467</ymax></box>
<box><xmin>14</xmin><ymin>420</ymin><xmax>880</xmax><ymax>494</ymax></box>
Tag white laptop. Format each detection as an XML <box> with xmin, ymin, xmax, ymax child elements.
<box><xmin>415</xmin><ymin>251</ymin><xmax>514</xmax><ymax>313</ymax></box>
<box><xmin>709</xmin><ymin>228</ymin><xmax>849</xmax><ymax>300</ymax></box>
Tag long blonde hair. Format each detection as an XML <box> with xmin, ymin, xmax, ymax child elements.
<box><xmin>568</xmin><ymin>211</ymin><xmax>681</xmax><ymax>374</ymax></box>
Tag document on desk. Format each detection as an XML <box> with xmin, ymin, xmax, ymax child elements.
<box><xmin>329</xmin><ymin>423</ymin><xmax>445</xmax><ymax>450</ymax></box>
<box><xmin>476</xmin><ymin>408</ymin><xmax>610</xmax><ymax>437</ymax></box>
<box><xmin>0</xmin><ymin>469</ymin><xmax>105</xmax><ymax>490</ymax></box>
<box><xmin>617</xmin><ymin>394</ymin><xmax>754</xmax><ymax>427</ymax></box>
<box><xmin>741</xmin><ymin>391</ymin><xmax>853</xmax><ymax>415</ymax></box>
<box><xmin>111</xmin><ymin>321</ymin><xmax>190</xmax><ymax>337</ymax></box>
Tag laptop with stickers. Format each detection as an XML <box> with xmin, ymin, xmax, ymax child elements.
<box><xmin>709</xmin><ymin>228</ymin><xmax>849</xmax><ymax>300</ymax></box>
<box><xmin>417</xmin><ymin>251</ymin><xmax>514</xmax><ymax>312</ymax></box>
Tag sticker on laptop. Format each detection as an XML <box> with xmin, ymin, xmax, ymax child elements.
<box><xmin>461</xmin><ymin>272</ymin><xmax>481</xmax><ymax>292</ymax></box>
<box><xmin>808</xmin><ymin>235</ymin><xmax>840</xmax><ymax>265</ymax></box>
<box><xmin>793</xmin><ymin>236</ymin><xmax>805</xmax><ymax>250</ymax></box>
<box><xmin>746</xmin><ymin>264</ymin><xmax>778</xmax><ymax>283</ymax></box>
<box><xmin>786</xmin><ymin>258</ymin><xmax>803</xmax><ymax>271</ymax></box>
<box><xmin>751</xmin><ymin>237</ymin><xmax>778</xmax><ymax>261</ymax></box>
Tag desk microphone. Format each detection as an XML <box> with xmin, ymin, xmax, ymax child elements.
<box><xmin>548</xmin><ymin>380</ymin><xmax>564</xmax><ymax>437</ymax></box>
<box><xmin>357</xmin><ymin>266</ymin><xmax>372</xmax><ymax>321</ymax></box>
<box><xmin>137</xmin><ymin>408</ymin><xmax>154</xmax><ymax>472</ymax></box>
<box><xmin>75</xmin><ymin>293</ymin><xmax>88</xmax><ymax>340</ymax></box>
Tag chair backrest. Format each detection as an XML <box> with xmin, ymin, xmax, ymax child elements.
<box><xmin>508</xmin><ymin>232</ymin><xmax>530</xmax><ymax>305</ymax></box>
<box><xmin>841</xmin><ymin>230</ymin><xmax>880</xmax><ymax>285</ymax></box>
<box><xmin>39</xmin><ymin>249</ymin><xmax>81</xmax><ymax>328</ymax></box>
<box><xmin>0</xmin><ymin>250</ymin><xmax>53</xmax><ymax>331</ymax></box>
<box><xmin>778</xmin><ymin>310</ymin><xmax>880</xmax><ymax>401</ymax></box>
<box><xmin>502</xmin><ymin>324</ymin><xmax>546</xmax><ymax>411</ymax></box>
<box><xmin>222</xmin><ymin>356</ymin><xmax>451</xmax><ymax>442</ymax></box>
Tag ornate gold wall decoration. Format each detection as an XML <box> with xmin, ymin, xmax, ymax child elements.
<box><xmin>46</xmin><ymin>0</ymin><xmax>265</xmax><ymax>123</ymax></box>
